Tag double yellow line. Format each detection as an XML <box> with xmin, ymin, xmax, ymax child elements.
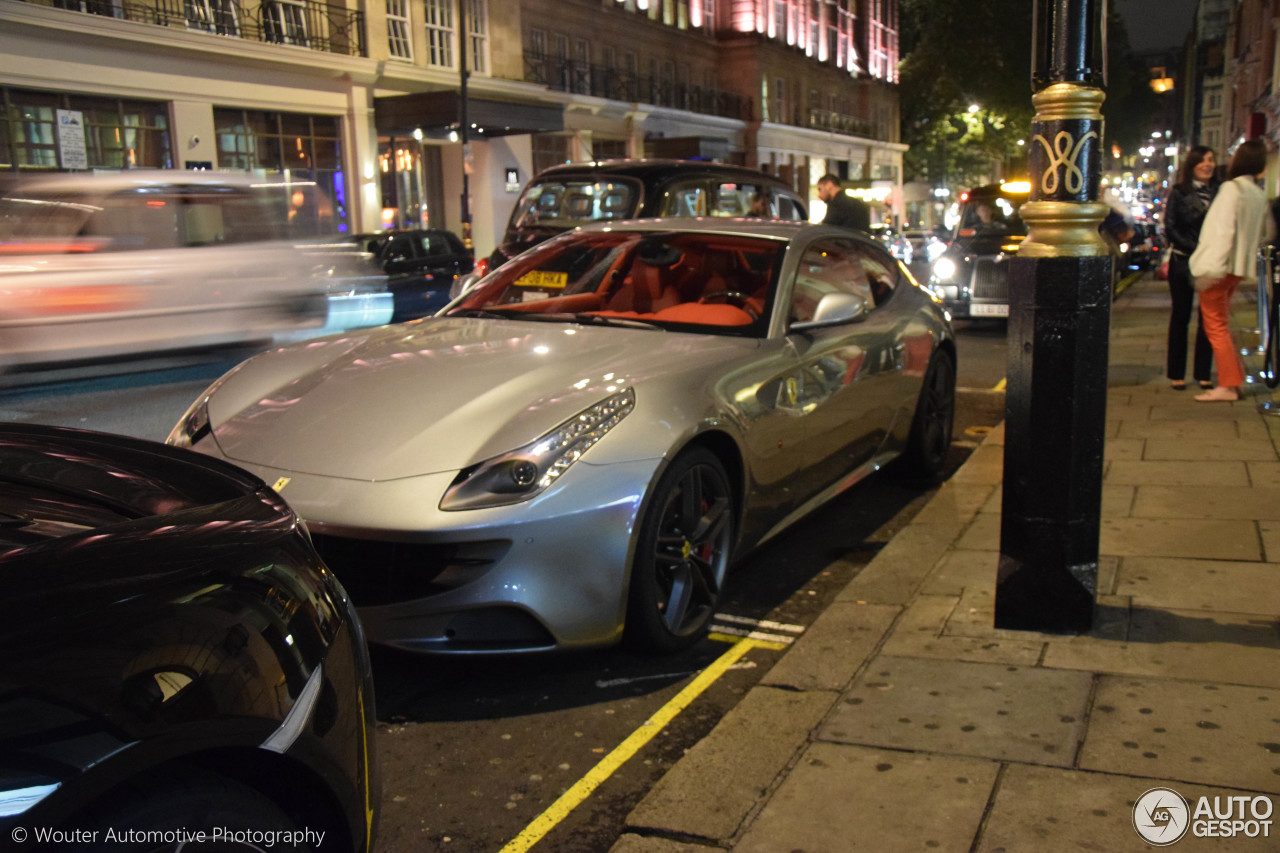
<box><xmin>499</xmin><ymin>636</ymin><xmax>786</xmax><ymax>853</ymax></box>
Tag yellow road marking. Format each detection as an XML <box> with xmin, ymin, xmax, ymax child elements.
<box><xmin>993</xmin><ymin>378</ymin><xmax>1007</xmax><ymax>392</ymax></box>
<box><xmin>499</xmin><ymin>638</ymin><xmax>771</xmax><ymax>853</ymax></box>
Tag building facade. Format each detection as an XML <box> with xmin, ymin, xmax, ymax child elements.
<box><xmin>0</xmin><ymin>0</ymin><xmax>903</xmax><ymax>257</ymax></box>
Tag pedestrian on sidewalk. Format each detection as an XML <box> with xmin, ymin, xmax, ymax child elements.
<box><xmin>1189</xmin><ymin>138</ymin><xmax>1274</xmax><ymax>402</ymax></box>
<box><xmin>1161</xmin><ymin>145</ymin><xmax>1219</xmax><ymax>391</ymax></box>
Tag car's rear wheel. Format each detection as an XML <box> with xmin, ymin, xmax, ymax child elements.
<box><xmin>625</xmin><ymin>448</ymin><xmax>734</xmax><ymax>653</ymax></box>
<box><xmin>898</xmin><ymin>350</ymin><xmax>956</xmax><ymax>480</ymax></box>
<box><xmin>66</xmin><ymin>765</ymin><xmax>314</xmax><ymax>852</ymax></box>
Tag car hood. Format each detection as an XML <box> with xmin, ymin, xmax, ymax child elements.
<box><xmin>210</xmin><ymin>318</ymin><xmax>754</xmax><ymax>481</ymax></box>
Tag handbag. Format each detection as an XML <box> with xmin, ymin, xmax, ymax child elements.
<box><xmin>1156</xmin><ymin>249</ymin><xmax>1170</xmax><ymax>281</ymax></box>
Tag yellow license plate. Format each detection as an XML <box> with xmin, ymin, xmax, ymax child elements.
<box><xmin>514</xmin><ymin>270</ymin><xmax>568</xmax><ymax>289</ymax></box>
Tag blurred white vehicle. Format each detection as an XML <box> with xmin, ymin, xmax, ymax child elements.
<box><xmin>0</xmin><ymin>170</ymin><xmax>391</xmax><ymax>372</ymax></box>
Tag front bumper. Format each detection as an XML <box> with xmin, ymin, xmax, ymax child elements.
<box><xmin>930</xmin><ymin>255</ymin><xmax>1012</xmax><ymax>319</ymax></box>
<box><xmin>199</xmin><ymin>452</ymin><xmax>665</xmax><ymax>654</ymax></box>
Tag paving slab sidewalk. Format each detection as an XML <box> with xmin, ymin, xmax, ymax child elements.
<box><xmin>612</xmin><ymin>275</ymin><xmax>1280</xmax><ymax>852</ymax></box>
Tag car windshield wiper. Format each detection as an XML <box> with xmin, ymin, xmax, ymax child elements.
<box><xmin>568</xmin><ymin>313</ymin><xmax>663</xmax><ymax>330</ymax></box>
<box><xmin>448</xmin><ymin>307</ymin><xmax>519</xmax><ymax>320</ymax></box>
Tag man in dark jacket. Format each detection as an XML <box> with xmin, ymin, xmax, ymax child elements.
<box><xmin>816</xmin><ymin>174</ymin><xmax>871</xmax><ymax>232</ymax></box>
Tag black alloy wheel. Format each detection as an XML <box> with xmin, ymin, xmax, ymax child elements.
<box><xmin>626</xmin><ymin>447</ymin><xmax>734</xmax><ymax>653</ymax></box>
<box><xmin>899</xmin><ymin>350</ymin><xmax>956</xmax><ymax>479</ymax></box>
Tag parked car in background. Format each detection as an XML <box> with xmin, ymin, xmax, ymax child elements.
<box><xmin>903</xmin><ymin>228</ymin><xmax>948</xmax><ymax>265</ymax></box>
<box><xmin>170</xmin><ymin>219</ymin><xmax>955</xmax><ymax>656</ymax></box>
<box><xmin>1121</xmin><ymin>221</ymin><xmax>1164</xmax><ymax>272</ymax></box>
<box><xmin>0</xmin><ymin>171</ymin><xmax>391</xmax><ymax>374</ymax></box>
<box><xmin>358</xmin><ymin>229</ymin><xmax>474</xmax><ymax>320</ymax></box>
<box><xmin>927</xmin><ymin>181</ymin><xmax>1031</xmax><ymax>319</ymax></box>
<box><xmin>483</xmin><ymin>159</ymin><xmax>809</xmax><ymax>275</ymax></box>
<box><xmin>870</xmin><ymin>224</ymin><xmax>913</xmax><ymax>265</ymax></box>
<box><xmin>0</xmin><ymin>423</ymin><xmax>378</xmax><ymax>851</ymax></box>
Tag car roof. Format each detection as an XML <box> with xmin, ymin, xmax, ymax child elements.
<box><xmin>531</xmin><ymin>159</ymin><xmax>794</xmax><ymax>187</ymax></box>
<box><xmin>7</xmin><ymin>170</ymin><xmax>273</xmax><ymax>196</ymax></box>
<box><xmin>572</xmin><ymin>217</ymin><xmax>883</xmax><ymax>246</ymax></box>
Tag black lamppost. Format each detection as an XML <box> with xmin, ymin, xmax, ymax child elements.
<box><xmin>995</xmin><ymin>0</ymin><xmax>1110</xmax><ymax>632</ymax></box>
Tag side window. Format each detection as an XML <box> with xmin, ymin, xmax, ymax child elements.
<box><xmin>776</xmin><ymin>192</ymin><xmax>806</xmax><ymax>221</ymax></box>
<box><xmin>789</xmin><ymin>237</ymin><xmax>896</xmax><ymax>321</ymax></box>
<box><xmin>658</xmin><ymin>181</ymin><xmax>708</xmax><ymax>217</ymax></box>
<box><xmin>856</xmin><ymin>245</ymin><xmax>899</xmax><ymax>306</ymax></box>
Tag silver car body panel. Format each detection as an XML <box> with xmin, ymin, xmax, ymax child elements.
<box><xmin>179</xmin><ymin>219</ymin><xmax>954</xmax><ymax>652</ymax></box>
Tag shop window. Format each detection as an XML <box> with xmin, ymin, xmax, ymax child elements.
<box><xmin>531</xmin><ymin>133</ymin><xmax>570</xmax><ymax>175</ymax></box>
<box><xmin>0</xmin><ymin>88</ymin><xmax>171</xmax><ymax>173</ymax></box>
<box><xmin>214</xmin><ymin>108</ymin><xmax>348</xmax><ymax>233</ymax></box>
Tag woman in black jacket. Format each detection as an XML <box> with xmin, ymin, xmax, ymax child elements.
<box><xmin>1162</xmin><ymin>145</ymin><xmax>1220</xmax><ymax>390</ymax></box>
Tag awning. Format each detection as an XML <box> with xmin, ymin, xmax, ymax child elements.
<box><xmin>374</xmin><ymin>91</ymin><xmax>565</xmax><ymax>138</ymax></box>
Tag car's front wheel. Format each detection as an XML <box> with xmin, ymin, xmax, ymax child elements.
<box><xmin>625</xmin><ymin>448</ymin><xmax>734</xmax><ymax>653</ymax></box>
<box><xmin>898</xmin><ymin>350</ymin><xmax>956</xmax><ymax>480</ymax></box>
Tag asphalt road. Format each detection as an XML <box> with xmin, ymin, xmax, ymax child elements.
<box><xmin>0</xmin><ymin>324</ymin><xmax>1010</xmax><ymax>853</ymax></box>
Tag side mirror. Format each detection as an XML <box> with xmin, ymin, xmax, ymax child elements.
<box><xmin>789</xmin><ymin>292</ymin><xmax>870</xmax><ymax>332</ymax></box>
<box><xmin>450</xmin><ymin>272</ymin><xmax>481</xmax><ymax>300</ymax></box>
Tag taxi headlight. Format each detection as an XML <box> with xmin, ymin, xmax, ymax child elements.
<box><xmin>440</xmin><ymin>388</ymin><xmax>635</xmax><ymax>511</ymax></box>
<box><xmin>932</xmin><ymin>257</ymin><xmax>957</xmax><ymax>281</ymax></box>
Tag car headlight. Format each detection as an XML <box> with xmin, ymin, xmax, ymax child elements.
<box><xmin>440</xmin><ymin>388</ymin><xmax>636</xmax><ymax>511</ymax></box>
<box><xmin>932</xmin><ymin>257</ymin><xmax>957</xmax><ymax>281</ymax></box>
<box><xmin>926</xmin><ymin>241</ymin><xmax>947</xmax><ymax>262</ymax></box>
<box><xmin>167</xmin><ymin>398</ymin><xmax>211</xmax><ymax>449</ymax></box>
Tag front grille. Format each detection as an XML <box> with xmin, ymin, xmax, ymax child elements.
<box><xmin>309</xmin><ymin>534</ymin><xmax>510</xmax><ymax>607</ymax></box>
<box><xmin>971</xmin><ymin>258</ymin><xmax>1009</xmax><ymax>301</ymax></box>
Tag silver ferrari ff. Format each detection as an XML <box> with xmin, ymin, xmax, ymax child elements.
<box><xmin>169</xmin><ymin>220</ymin><xmax>955</xmax><ymax>654</ymax></box>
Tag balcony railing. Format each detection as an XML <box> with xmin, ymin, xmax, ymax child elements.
<box><xmin>524</xmin><ymin>53</ymin><xmax>753</xmax><ymax>122</ymax></box>
<box><xmin>806</xmin><ymin>107</ymin><xmax>879</xmax><ymax>140</ymax></box>
<box><xmin>26</xmin><ymin>0</ymin><xmax>367</xmax><ymax>57</ymax></box>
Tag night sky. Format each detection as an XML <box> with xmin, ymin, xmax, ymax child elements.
<box><xmin>1117</xmin><ymin>0</ymin><xmax>1199</xmax><ymax>52</ymax></box>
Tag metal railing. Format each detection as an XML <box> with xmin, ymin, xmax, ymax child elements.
<box><xmin>805</xmin><ymin>107</ymin><xmax>878</xmax><ymax>139</ymax></box>
<box><xmin>25</xmin><ymin>0</ymin><xmax>367</xmax><ymax>57</ymax></box>
<box><xmin>523</xmin><ymin>53</ymin><xmax>753</xmax><ymax>122</ymax></box>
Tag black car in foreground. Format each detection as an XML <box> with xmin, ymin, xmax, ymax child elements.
<box><xmin>0</xmin><ymin>424</ymin><xmax>378</xmax><ymax>851</ymax></box>
<box><xmin>359</xmin><ymin>229</ymin><xmax>474</xmax><ymax>321</ymax></box>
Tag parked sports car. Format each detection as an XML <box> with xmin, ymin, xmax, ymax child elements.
<box><xmin>0</xmin><ymin>423</ymin><xmax>378</xmax><ymax>850</ymax></box>
<box><xmin>169</xmin><ymin>220</ymin><xmax>955</xmax><ymax>655</ymax></box>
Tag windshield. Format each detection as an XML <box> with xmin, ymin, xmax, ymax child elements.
<box><xmin>510</xmin><ymin>178</ymin><xmax>642</xmax><ymax>231</ymax></box>
<box><xmin>449</xmin><ymin>230</ymin><xmax>786</xmax><ymax>337</ymax></box>
<box><xmin>956</xmin><ymin>194</ymin><xmax>1029</xmax><ymax>238</ymax></box>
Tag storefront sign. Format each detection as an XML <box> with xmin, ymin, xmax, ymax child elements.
<box><xmin>56</xmin><ymin>109</ymin><xmax>88</xmax><ymax>170</ymax></box>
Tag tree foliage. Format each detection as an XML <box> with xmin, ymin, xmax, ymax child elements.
<box><xmin>898</xmin><ymin>0</ymin><xmax>1158</xmax><ymax>188</ymax></box>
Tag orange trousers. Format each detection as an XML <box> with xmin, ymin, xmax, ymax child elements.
<box><xmin>1197</xmin><ymin>274</ymin><xmax>1245</xmax><ymax>388</ymax></box>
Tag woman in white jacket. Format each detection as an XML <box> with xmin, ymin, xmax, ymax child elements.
<box><xmin>1189</xmin><ymin>139</ymin><xmax>1273</xmax><ymax>402</ymax></box>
